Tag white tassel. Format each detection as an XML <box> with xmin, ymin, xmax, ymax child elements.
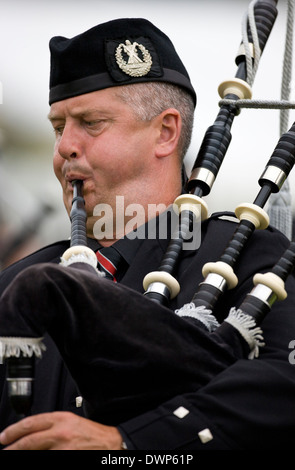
<box><xmin>175</xmin><ymin>303</ymin><xmax>220</xmax><ymax>332</ymax></box>
<box><xmin>224</xmin><ymin>308</ymin><xmax>265</xmax><ymax>359</ymax></box>
<box><xmin>0</xmin><ymin>337</ymin><xmax>46</xmax><ymax>363</ymax></box>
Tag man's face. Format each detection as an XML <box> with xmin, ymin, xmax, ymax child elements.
<box><xmin>49</xmin><ymin>87</ymin><xmax>158</xmax><ymax>228</ymax></box>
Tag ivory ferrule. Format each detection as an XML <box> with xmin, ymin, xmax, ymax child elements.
<box><xmin>218</xmin><ymin>78</ymin><xmax>252</xmax><ymax>100</ymax></box>
<box><xmin>173</xmin><ymin>193</ymin><xmax>208</xmax><ymax>220</ymax></box>
<box><xmin>253</xmin><ymin>272</ymin><xmax>287</xmax><ymax>301</ymax></box>
<box><xmin>202</xmin><ymin>261</ymin><xmax>238</xmax><ymax>290</ymax></box>
<box><xmin>235</xmin><ymin>203</ymin><xmax>269</xmax><ymax>229</ymax></box>
<box><xmin>143</xmin><ymin>271</ymin><xmax>180</xmax><ymax>299</ymax></box>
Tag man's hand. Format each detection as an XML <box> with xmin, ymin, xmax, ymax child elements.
<box><xmin>0</xmin><ymin>411</ymin><xmax>124</xmax><ymax>450</ymax></box>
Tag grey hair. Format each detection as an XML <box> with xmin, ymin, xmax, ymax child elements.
<box><xmin>115</xmin><ymin>82</ymin><xmax>195</xmax><ymax>161</ymax></box>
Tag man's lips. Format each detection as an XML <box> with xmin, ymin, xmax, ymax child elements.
<box><xmin>65</xmin><ymin>174</ymin><xmax>89</xmax><ymax>188</ymax></box>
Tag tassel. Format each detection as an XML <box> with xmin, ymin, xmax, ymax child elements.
<box><xmin>224</xmin><ymin>308</ymin><xmax>265</xmax><ymax>359</ymax></box>
<box><xmin>0</xmin><ymin>337</ymin><xmax>46</xmax><ymax>363</ymax></box>
<box><xmin>175</xmin><ymin>303</ymin><xmax>220</xmax><ymax>332</ymax></box>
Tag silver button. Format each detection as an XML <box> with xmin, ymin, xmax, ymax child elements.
<box><xmin>173</xmin><ymin>406</ymin><xmax>189</xmax><ymax>419</ymax></box>
<box><xmin>198</xmin><ymin>428</ymin><xmax>213</xmax><ymax>443</ymax></box>
<box><xmin>75</xmin><ymin>396</ymin><xmax>83</xmax><ymax>407</ymax></box>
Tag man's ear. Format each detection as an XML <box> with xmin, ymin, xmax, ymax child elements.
<box><xmin>155</xmin><ymin>108</ymin><xmax>181</xmax><ymax>158</ymax></box>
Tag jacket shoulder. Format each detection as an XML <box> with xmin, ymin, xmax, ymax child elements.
<box><xmin>0</xmin><ymin>240</ymin><xmax>70</xmax><ymax>294</ymax></box>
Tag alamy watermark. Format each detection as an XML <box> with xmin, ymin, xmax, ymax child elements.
<box><xmin>92</xmin><ymin>196</ymin><xmax>201</xmax><ymax>250</ymax></box>
<box><xmin>288</xmin><ymin>340</ymin><xmax>295</xmax><ymax>364</ymax></box>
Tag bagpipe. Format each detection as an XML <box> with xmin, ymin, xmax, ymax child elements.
<box><xmin>1</xmin><ymin>0</ymin><xmax>295</xmax><ymax>426</ymax></box>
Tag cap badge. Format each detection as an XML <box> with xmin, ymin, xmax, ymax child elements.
<box><xmin>115</xmin><ymin>40</ymin><xmax>153</xmax><ymax>77</ymax></box>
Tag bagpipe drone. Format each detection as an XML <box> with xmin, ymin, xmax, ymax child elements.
<box><xmin>1</xmin><ymin>0</ymin><xmax>295</xmax><ymax>426</ymax></box>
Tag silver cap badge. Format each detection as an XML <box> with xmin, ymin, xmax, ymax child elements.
<box><xmin>115</xmin><ymin>40</ymin><xmax>153</xmax><ymax>77</ymax></box>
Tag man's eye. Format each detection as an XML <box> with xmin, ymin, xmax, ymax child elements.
<box><xmin>85</xmin><ymin>120</ymin><xmax>102</xmax><ymax>127</ymax></box>
<box><xmin>85</xmin><ymin>120</ymin><xmax>109</xmax><ymax>131</ymax></box>
<box><xmin>53</xmin><ymin>126</ymin><xmax>64</xmax><ymax>136</ymax></box>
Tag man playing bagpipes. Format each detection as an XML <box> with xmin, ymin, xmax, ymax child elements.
<box><xmin>1</xmin><ymin>10</ymin><xmax>295</xmax><ymax>450</ymax></box>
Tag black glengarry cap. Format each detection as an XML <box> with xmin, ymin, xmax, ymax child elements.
<box><xmin>49</xmin><ymin>18</ymin><xmax>196</xmax><ymax>106</ymax></box>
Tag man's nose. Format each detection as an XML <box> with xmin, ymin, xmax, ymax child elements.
<box><xmin>57</xmin><ymin>124</ymin><xmax>82</xmax><ymax>160</ymax></box>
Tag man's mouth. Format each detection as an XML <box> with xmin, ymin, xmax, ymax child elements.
<box><xmin>65</xmin><ymin>175</ymin><xmax>87</xmax><ymax>188</ymax></box>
